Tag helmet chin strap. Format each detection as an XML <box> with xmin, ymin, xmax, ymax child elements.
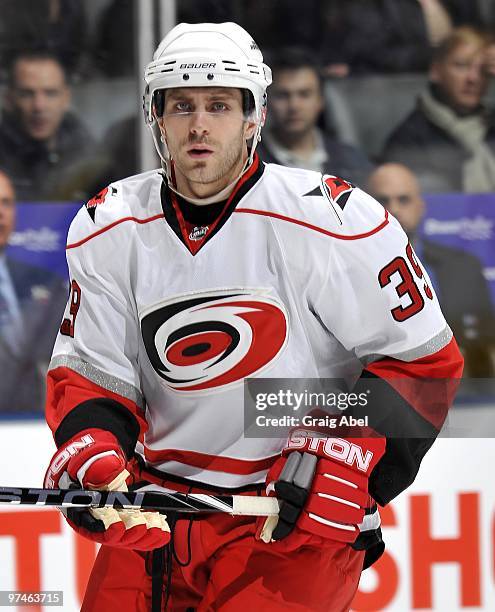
<box><xmin>147</xmin><ymin>118</ymin><xmax>263</xmax><ymax>205</ymax></box>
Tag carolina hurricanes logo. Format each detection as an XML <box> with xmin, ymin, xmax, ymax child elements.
<box><xmin>322</xmin><ymin>175</ymin><xmax>354</xmax><ymax>210</ymax></box>
<box><xmin>140</xmin><ymin>289</ymin><xmax>288</xmax><ymax>392</ymax></box>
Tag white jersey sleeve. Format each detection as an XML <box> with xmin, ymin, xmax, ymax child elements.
<box><xmin>47</xmin><ymin>187</ymin><xmax>145</xmax><ymax>438</ymax></box>
<box><xmin>306</xmin><ymin>183</ymin><xmax>463</xmax><ymax>508</ymax></box>
<box><xmin>313</xmin><ymin>187</ymin><xmax>451</xmax><ymax>363</ymax></box>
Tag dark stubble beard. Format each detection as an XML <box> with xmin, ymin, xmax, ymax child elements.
<box><xmin>176</xmin><ymin>125</ymin><xmax>246</xmax><ymax>187</ymax></box>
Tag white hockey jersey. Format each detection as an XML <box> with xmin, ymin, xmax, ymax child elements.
<box><xmin>47</xmin><ymin>157</ymin><xmax>454</xmax><ymax>490</ymax></box>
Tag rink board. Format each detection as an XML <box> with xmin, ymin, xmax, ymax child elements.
<box><xmin>0</xmin><ymin>420</ymin><xmax>494</xmax><ymax>611</ymax></box>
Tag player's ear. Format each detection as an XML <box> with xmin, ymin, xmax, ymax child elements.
<box><xmin>244</xmin><ymin>118</ymin><xmax>258</xmax><ymax>140</ymax></box>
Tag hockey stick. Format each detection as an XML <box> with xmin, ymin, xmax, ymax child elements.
<box><xmin>0</xmin><ymin>487</ymin><xmax>279</xmax><ymax>516</ymax></box>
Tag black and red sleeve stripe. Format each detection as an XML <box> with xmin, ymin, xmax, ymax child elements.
<box><xmin>352</xmin><ymin>337</ymin><xmax>464</xmax><ymax>505</ymax></box>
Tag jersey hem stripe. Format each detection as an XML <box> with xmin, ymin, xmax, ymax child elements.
<box><xmin>234</xmin><ymin>208</ymin><xmax>389</xmax><ymax>240</ymax></box>
<box><xmin>66</xmin><ymin>213</ymin><xmax>165</xmax><ymax>249</ymax></box>
<box><xmin>144</xmin><ymin>446</ymin><xmax>279</xmax><ymax>475</ymax></box>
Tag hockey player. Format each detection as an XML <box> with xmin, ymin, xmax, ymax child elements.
<box><xmin>44</xmin><ymin>22</ymin><xmax>463</xmax><ymax>611</ymax></box>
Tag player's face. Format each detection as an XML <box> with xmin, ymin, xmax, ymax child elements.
<box><xmin>430</xmin><ymin>41</ymin><xmax>488</xmax><ymax>113</ymax></box>
<box><xmin>158</xmin><ymin>87</ymin><xmax>256</xmax><ymax>199</ymax></box>
<box><xmin>8</xmin><ymin>59</ymin><xmax>70</xmax><ymax>142</ymax></box>
<box><xmin>368</xmin><ymin>165</ymin><xmax>425</xmax><ymax>237</ymax></box>
<box><xmin>0</xmin><ymin>173</ymin><xmax>16</xmax><ymax>251</ymax></box>
<box><xmin>268</xmin><ymin>68</ymin><xmax>323</xmax><ymax>137</ymax></box>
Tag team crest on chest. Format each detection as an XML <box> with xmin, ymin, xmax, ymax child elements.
<box><xmin>140</xmin><ymin>289</ymin><xmax>288</xmax><ymax>392</ymax></box>
<box><xmin>189</xmin><ymin>226</ymin><xmax>209</xmax><ymax>241</ymax></box>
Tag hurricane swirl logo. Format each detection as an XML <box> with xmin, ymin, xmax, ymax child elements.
<box><xmin>140</xmin><ymin>290</ymin><xmax>288</xmax><ymax>392</ymax></box>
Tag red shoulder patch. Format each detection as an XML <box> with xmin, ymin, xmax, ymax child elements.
<box><xmin>86</xmin><ymin>187</ymin><xmax>109</xmax><ymax>222</ymax></box>
<box><xmin>322</xmin><ymin>175</ymin><xmax>354</xmax><ymax>210</ymax></box>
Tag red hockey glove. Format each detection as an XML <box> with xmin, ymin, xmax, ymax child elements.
<box><xmin>44</xmin><ymin>428</ymin><xmax>170</xmax><ymax>551</ymax></box>
<box><xmin>258</xmin><ymin>433</ymin><xmax>385</xmax><ymax>545</ymax></box>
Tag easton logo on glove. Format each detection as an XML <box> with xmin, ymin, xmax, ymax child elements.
<box><xmin>259</xmin><ymin>435</ymin><xmax>386</xmax><ymax>545</ymax></box>
<box><xmin>286</xmin><ymin>431</ymin><xmax>375</xmax><ymax>472</ymax></box>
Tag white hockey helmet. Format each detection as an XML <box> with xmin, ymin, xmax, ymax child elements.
<box><xmin>143</xmin><ymin>22</ymin><xmax>272</xmax><ymax>126</ymax></box>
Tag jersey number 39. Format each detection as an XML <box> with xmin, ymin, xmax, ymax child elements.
<box><xmin>378</xmin><ymin>244</ymin><xmax>433</xmax><ymax>322</ymax></box>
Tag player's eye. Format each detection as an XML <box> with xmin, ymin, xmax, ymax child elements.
<box><xmin>210</xmin><ymin>101</ymin><xmax>229</xmax><ymax>113</ymax></box>
<box><xmin>177</xmin><ymin>102</ymin><xmax>192</xmax><ymax>112</ymax></box>
<box><xmin>173</xmin><ymin>101</ymin><xmax>192</xmax><ymax>113</ymax></box>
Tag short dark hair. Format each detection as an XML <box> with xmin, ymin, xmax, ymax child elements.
<box><xmin>266</xmin><ymin>47</ymin><xmax>324</xmax><ymax>92</ymax></box>
<box><xmin>7</xmin><ymin>48</ymin><xmax>68</xmax><ymax>88</ymax></box>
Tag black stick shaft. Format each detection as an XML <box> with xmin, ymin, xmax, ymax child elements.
<box><xmin>0</xmin><ymin>487</ymin><xmax>279</xmax><ymax>516</ymax></box>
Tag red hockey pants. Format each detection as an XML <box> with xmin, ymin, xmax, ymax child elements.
<box><xmin>81</xmin><ymin>513</ymin><xmax>364</xmax><ymax>611</ymax></box>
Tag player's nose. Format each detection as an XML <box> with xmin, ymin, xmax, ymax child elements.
<box><xmin>189</xmin><ymin>111</ymin><xmax>210</xmax><ymax>134</ymax></box>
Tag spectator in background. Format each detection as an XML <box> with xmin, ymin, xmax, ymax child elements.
<box><xmin>320</xmin><ymin>0</ymin><xmax>455</xmax><ymax>77</ymax></box>
<box><xmin>382</xmin><ymin>27</ymin><xmax>495</xmax><ymax>192</ymax></box>
<box><xmin>0</xmin><ymin>169</ymin><xmax>67</xmax><ymax>413</ymax></box>
<box><xmin>55</xmin><ymin>115</ymin><xmax>141</xmax><ymax>201</ymax></box>
<box><xmin>368</xmin><ymin>163</ymin><xmax>495</xmax><ymax>377</ymax></box>
<box><xmin>0</xmin><ymin>0</ymin><xmax>87</xmax><ymax>76</ymax></box>
<box><xmin>258</xmin><ymin>48</ymin><xmax>373</xmax><ymax>186</ymax></box>
<box><xmin>0</xmin><ymin>50</ymin><xmax>95</xmax><ymax>201</ymax></box>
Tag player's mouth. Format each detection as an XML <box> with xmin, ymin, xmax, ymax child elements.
<box><xmin>187</xmin><ymin>145</ymin><xmax>214</xmax><ymax>159</ymax></box>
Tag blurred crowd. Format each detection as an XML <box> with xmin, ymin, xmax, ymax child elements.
<box><xmin>0</xmin><ymin>0</ymin><xmax>494</xmax><ymax>413</ymax></box>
